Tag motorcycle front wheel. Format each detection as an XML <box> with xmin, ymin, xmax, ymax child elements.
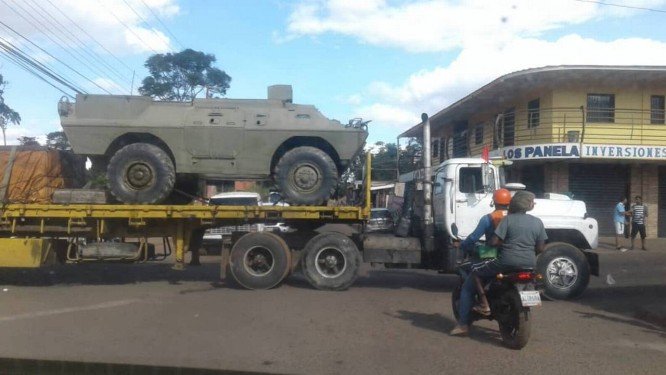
<box><xmin>497</xmin><ymin>291</ymin><xmax>532</xmax><ymax>349</ymax></box>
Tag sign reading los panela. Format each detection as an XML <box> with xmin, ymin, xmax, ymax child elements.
<box><xmin>499</xmin><ymin>143</ymin><xmax>580</xmax><ymax>160</ymax></box>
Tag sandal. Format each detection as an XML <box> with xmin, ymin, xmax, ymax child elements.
<box><xmin>472</xmin><ymin>305</ymin><xmax>491</xmax><ymax>316</ymax></box>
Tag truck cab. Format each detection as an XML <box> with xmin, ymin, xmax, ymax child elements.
<box><xmin>433</xmin><ymin>158</ymin><xmax>598</xmax><ymax>251</ymax></box>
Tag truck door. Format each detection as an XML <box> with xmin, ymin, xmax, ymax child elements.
<box><xmin>433</xmin><ymin>170</ymin><xmax>447</xmax><ymax>229</ymax></box>
<box><xmin>454</xmin><ymin>166</ymin><xmax>495</xmax><ymax>240</ymax></box>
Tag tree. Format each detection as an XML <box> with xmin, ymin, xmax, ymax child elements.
<box><xmin>369</xmin><ymin>140</ymin><xmax>423</xmax><ymax>181</ymax></box>
<box><xmin>46</xmin><ymin>130</ymin><xmax>71</xmax><ymax>150</ymax></box>
<box><xmin>17</xmin><ymin>136</ymin><xmax>39</xmax><ymax>146</ymax></box>
<box><xmin>0</xmin><ymin>74</ymin><xmax>21</xmax><ymax>146</ymax></box>
<box><xmin>138</xmin><ymin>49</ymin><xmax>231</xmax><ymax>101</ymax></box>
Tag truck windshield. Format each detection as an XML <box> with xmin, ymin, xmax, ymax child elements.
<box><xmin>459</xmin><ymin>167</ymin><xmax>495</xmax><ymax>193</ymax></box>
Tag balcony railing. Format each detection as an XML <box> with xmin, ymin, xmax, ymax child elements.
<box><xmin>503</xmin><ymin>107</ymin><xmax>666</xmax><ymax>146</ymax></box>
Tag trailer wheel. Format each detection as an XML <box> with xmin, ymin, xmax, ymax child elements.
<box><xmin>537</xmin><ymin>242</ymin><xmax>590</xmax><ymax>300</ymax></box>
<box><xmin>107</xmin><ymin>143</ymin><xmax>175</xmax><ymax>204</ymax></box>
<box><xmin>274</xmin><ymin>146</ymin><xmax>337</xmax><ymax>206</ymax></box>
<box><xmin>229</xmin><ymin>232</ymin><xmax>291</xmax><ymax>290</ymax></box>
<box><xmin>302</xmin><ymin>232</ymin><xmax>361</xmax><ymax>291</ymax></box>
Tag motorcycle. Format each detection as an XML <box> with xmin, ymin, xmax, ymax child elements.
<box><xmin>451</xmin><ymin>253</ymin><xmax>542</xmax><ymax>349</ymax></box>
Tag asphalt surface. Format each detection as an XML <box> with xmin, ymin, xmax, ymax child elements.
<box><xmin>0</xmin><ymin>240</ymin><xmax>664</xmax><ymax>375</ymax></box>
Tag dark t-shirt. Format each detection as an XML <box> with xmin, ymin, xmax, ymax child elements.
<box><xmin>494</xmin><ymin>213</ymin><xmax>547</xmax><ymax>268</ymax></box>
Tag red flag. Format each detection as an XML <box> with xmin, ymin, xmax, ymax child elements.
<box><xmin>482</xmin><ymin>145</ymin><xmax>489</xmax><ymax>162</ymax></box>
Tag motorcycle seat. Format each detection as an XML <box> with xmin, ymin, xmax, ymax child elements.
<box><xmin>501</xmin><ymin>267</ymin><xmax>535</xmax><ymax>274</ymax></box>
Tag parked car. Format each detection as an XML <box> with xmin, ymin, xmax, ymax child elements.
<box><xmin>260</xmin><ymin>191</ymin><xmax>289</xmax><ymax>207</ymax></box>
<box><xmin>366</xmin><ymin>208</ymin><xmax>395</xmax><ymax>233</ymax></box>
<box><xmin>264</xmin><ymin>222</ymin><xmax>293</xmax><ymax>233</ymax></box>
<box><xmin>202</xmin><ymin>192</ymin><xmax>263</xmax><ymax>254</ymax></box>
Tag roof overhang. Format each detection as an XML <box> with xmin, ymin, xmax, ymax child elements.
<box><xmin>399</xmin><ymin>65</ymin><xmax>666</xmax><ymax>138</ymax></box>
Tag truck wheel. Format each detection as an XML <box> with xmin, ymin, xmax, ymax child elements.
<box><xmin>107</xmin><ymin>143</ymin><xmax>175</xmax><ymax>204</ymax></box>
<box><xmin>537</xmin><ymin>242</ymin><xmax>590</xmax><ymax>300</ymax></box>
<box><xmin>274</xmin><ymin>146</ymin><xmax>337</xmax><ymax>206</ymax></box>
<box><xmin>301</xmin><ymin>233</ymin><xmax>361</xmax><ymax>291</ymax></box>
<box><xmin>229</xmin><ymin>232</ymin><xmax>291</xmax><ymax>290</ymax></box>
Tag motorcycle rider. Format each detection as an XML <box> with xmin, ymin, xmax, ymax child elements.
<box><xmin>455</xmin><ymin>189</ymin><xmax>511</xmax><ymax>314</ymax></box>
<box><xmin>451</xmin><ymin>190</ymin><xmax>546</xmax><ymax>336</ymax></box>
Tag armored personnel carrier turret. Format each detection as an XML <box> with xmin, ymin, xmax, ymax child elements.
<box><xmin>58</xmin><ymin>85</ymin><xmax>368</xmax><ymax>205</ymax></box>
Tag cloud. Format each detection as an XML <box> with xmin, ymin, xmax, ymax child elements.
<box><xmin>0</xmin><ymin>0</ymin><xmax>180</xmax><ymax>55</ymax></box>
<box><xmin>286</xmin><ymin>0</ymin><xmax>607</xmax><ymax>52</ymax></box>
<box><xmin>359</xmin><ymin>35</ymin><xmax>666</xmax><ymax>135</ymax></box>
<box><xmin>285</xmin><ymin>1</ymin><xmax>666</xmax><ymax>140</ymax></box>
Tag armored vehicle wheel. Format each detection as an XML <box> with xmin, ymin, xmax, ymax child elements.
<box><xmin>274</xmin><ymin>146</ymin><xmax>337</xmax><ymax>206</ymax></box>
<box><xmin>301</xmin><ymin>232</ymin><xmax>361</xmax><ymax>291</ymax></box>
<box><xmin>229</xmin><ymin>232</ymin><xmax>291</xmax><ymax>290</ymax></box>
<box><xmin>106</xmin><ymin>143</ymin><xmax>175</xmax><ymax>204</ymax></box>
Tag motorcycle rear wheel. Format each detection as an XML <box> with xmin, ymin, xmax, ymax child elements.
<box><xmin>498</xmin><ymin>292</ymin><xmax>532</xmax><ymax>349</ymax></box>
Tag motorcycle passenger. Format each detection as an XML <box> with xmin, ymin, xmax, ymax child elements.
<box><xmin>456</xmin><ymin>189</ymin><xmax>511</xmax><ymax>314</ymax></box>
<box><xmin>451</xmin><ymin>190</ymin><xmax>546</xmax><ymax>336</ymax></box>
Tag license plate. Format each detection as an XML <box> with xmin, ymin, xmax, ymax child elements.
<box><xmin>519</xmin><ymin>291</ymin><xmax>542</xmax><ymax>307</ymax></box>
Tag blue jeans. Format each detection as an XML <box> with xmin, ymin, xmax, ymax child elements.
<box><xmin>457</xmin><ymin>259</ymin><xmax>502</xmax><ymax>325</ymax></box>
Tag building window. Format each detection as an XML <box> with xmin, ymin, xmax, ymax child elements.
<box><xmin>652</xmin><ymin>95</ymin><xmax>665</xmax><ymax>124</ymax></box>
<box><xmin>474</xmin><ymin>125</ymin><xmax>484</xmax><ymax>145</ymax></box>
<box><xmin>503</xmin><ymin>108</ymin><xmax>515</xmax><ymax>146</ymax></box>
<box><xmin>431</xmin><ymin>137</ymin><xmax>441</xmax><ymax>158</ymax></box>
<box><xmin>587</xmin><ymin>94</ymin><xmax>615</xmax><ymax>123</ymax></box>
<box><xmin>527</xmin><ymin>98</ymin><xmax>540</xmax><ymax>128</ymax></box>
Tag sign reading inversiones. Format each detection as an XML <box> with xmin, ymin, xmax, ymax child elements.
<box><xmin>500</xmin><ymin>143</ymin><xmax>580</xmax><ymax>160</ymax></box>
<box><xmin>582</xmin><ymin>144</ymin><xmax>666</xmax><ymax>159</ymax></box>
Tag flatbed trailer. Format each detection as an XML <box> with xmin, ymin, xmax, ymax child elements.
<box><xmin>0</xmin><ymin>154</ymin><xmax>373</xmax><ymax>290</ymax></box>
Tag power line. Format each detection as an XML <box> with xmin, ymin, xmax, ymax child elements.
<box><xmin>573</xmin><ymin>0</ymin><xmax>666</xmax><ymax>13</ymax></box>
<box><xmin>1</xmin><ymin>0</ymin><xmax>115</xmax><ymax>94</ymax></box>
<box><xmin>0</xmin><ymin>38</ymin><xmax>83</xmax><ymax>96</ymax></box>
<box><xmin>95</xmin><ymin>0</ymin><xmax>161</xmax><ymax>55</ymax></box>
<box><xmin>25</xmin><ymin>0</ymin><xmax>133</xmax><ymax>88</ymax></box>
<box><xmin>43</xmin><ymin>0</ymin><xmax>135</xmax><ymax>74</ymax></box>
<box><xmin>138</xmin><ymin>0</ymin><xmax>185</xmax><ymax>50</ymax></box>
<box><xmin>0</xmin><ymin>51</ymin><xmax>76</xmax><ymax>98</ymax></box>
<box><xmin>121</xmin><ymin>0</ymin><xmax>175</xmax><ymax>52</ymax></box>
<box><xmin>0</xmin><ymin>20</ymin><xmax>96</xmax><ymax>94</ymax></box>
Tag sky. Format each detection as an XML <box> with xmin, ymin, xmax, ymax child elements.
<box><xmin>2</xmin><ymin>0</ymin><xmax>666</xmax><ymax>146</ymax></box>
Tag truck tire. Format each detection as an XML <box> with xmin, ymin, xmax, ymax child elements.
<box><xmin>537</xmin><ymin>242</ymin><xmax>590</xmax><ymax>300</ymax></box>
<box><xmin>301</xmin><ymin>232</ymin><xmax>361</xmax><ymax>291</ymax></box>
<box><xmin>274</xmin><ymin>146</ymin><xmax>337</xmax><ymax>206</ymax></box>
<box><xmin>106</xmin><ymin>143</ymin><xmax>175</xmax><ymax>204</ymax></box>
<box><xmin>229</xmin><ymin>232</ymin><xmax>291</xmax><ymax>290</ymax></box>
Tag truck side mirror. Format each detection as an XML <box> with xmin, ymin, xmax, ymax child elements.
<box><xmin>451</xmin><ymin>223</ymin><xmax>458</xmax><ymax>237</ymax></box>
<box><xmin>481</xmin><ymin>163</ymin><xmax>491</xmax><ymax>190</ymax></box>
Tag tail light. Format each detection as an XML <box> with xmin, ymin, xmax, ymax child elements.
<box><xmin>497</xmin><ymin>271</ymin><xmax>538</xmax><ymax>283</ymax></box>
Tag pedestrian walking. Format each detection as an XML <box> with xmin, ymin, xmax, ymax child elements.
<box><xmin>614</xmin><ymin>196</ymin><xmax>630</xmax><ymax>250</ymax></box>
<box><xmin>630</xmin><ymin>195</ymin><xmax>648</xmax><ymax>251</ymax></box>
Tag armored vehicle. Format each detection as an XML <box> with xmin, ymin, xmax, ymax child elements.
<box><xmin>58</xmin><ymin>85</ymin><xmax>368</xmax><ymax>205</ymax></box>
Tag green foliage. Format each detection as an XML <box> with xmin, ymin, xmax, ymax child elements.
<box><xmin>0</xmin><ymin>74</ymin><xmax>21</xmax><ymax>146</ymax></box>
<box><xmin>17</xmin><ymin>136</ymin><xmax>39</xmax><ymax>146</ymax></box>
<box><xmin>370</xmin><ymin>139</ymin><xmax>423</xmax><ymax>181</ymax></box>
<box><xmin>138</xmin><ymin>49</ymin><xmax>232</xmax><ymax>101</ymax></box>
<box><xmin>46</xmin><ymin>131</ymin><xmax>71</xmax><ymax>150</ymax></box>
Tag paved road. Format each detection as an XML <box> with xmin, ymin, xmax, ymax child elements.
<box><xmin>0</xmin><ymin>244</ymin><xmax>664</xmax><ymax>374</ymax></box>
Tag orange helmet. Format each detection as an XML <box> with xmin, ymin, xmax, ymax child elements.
<box><xmin>493</xmin><ymin>188</ymin><xmax>512</xmax><ymax>206</ymax></box>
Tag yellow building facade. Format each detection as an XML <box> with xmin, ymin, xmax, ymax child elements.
<box><xmin>400</xmin><ymin>66</ymin><xmax>666</xmax><ymax>237</ymax></box>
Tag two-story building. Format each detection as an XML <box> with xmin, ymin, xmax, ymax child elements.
<box><xmin>399</xmin><ymin>65</ymin><xmax>666</xmax><ymax>237</ymax></box>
